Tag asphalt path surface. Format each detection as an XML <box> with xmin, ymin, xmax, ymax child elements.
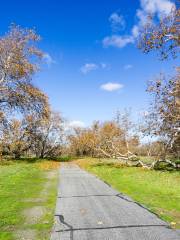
<box><xmin>50</xmin><ymin>164</ymin><xmax>180</xmax><ymax>240</ymax></box>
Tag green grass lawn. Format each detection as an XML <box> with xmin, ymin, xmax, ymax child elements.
<box><xmin>76</xmin><ymin>158</ymin><xmax>180</xmax><ymax>229</ymax></box>
<box><xmin>0</xmin><ymin>160</ymin><xmax>59</xmax><ymax>240</ymax></box>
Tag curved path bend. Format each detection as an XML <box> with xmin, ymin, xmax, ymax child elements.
<box><xmin>50</xmin><ymin>164</ymin><xmax>180</xmax><ymax>240</ymax></box>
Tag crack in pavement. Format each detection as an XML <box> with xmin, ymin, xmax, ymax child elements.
<box><xmin>55</xmin><ymin>216</ymin><xmax>169</xmax><ymax>232</ymax></box>
<box><xmin>58</xmin><ymin>193</ymin><xmax>167</xmax><ymax>221</ymax></box>
<box><xmin>55</xmin><ymin>215</ymin><xmax>74</xmax><ymax>240</ymax></box>
<box><xmin>56</xmin><ymin>225</ymin><xmax>170</xmax><ymax>233</ymax></box>
<box><xmin>54</xmin><ymin>214</ymin><xmax>170</xmax><ymax>240</ymax></box>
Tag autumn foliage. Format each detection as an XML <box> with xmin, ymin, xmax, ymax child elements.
<box><xmin>0</xmin><ymin>25</ymin><xmax>49</xmax><ymax>119</ymax></box>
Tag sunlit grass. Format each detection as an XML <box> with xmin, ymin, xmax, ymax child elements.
<box><xmin>76</xmin><ymin>157</ymin><xmax>180</xmax><ymax>229</ymax></box>
<box><xmin>0</xmin><ymin>160</ymin><xmax>59</xmax><ymax>240</ymax></box>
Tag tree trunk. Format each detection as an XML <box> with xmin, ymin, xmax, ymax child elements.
<box><xmin>0</xmin><ymin>149</ymin><xmax>2</xmax><ymax>162</ymax></box>
<box><xmin>14</xmin><ymin>152</ymin><xmax>21</xmax><ymax>159</ymax></box>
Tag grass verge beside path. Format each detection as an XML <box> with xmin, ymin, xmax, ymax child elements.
<box><xmin>76</xmin><ymin>158</ymin><xmax>180</xmax><ymax>229</ymax></box>
<box><xmin>0</xmin><ymin>160</ymin><xmax>59</xmax><ymax>240</ymax></box>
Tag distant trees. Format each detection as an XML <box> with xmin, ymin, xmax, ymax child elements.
<box><xmin>2</xmin><ymin>119</ymin><xmax>30</xmax><ymax>159</ymax></box>
<box><xmin>25</xmin><ymin>112</ymin><xmax>64</xmax><ymax>158</ymax></box>
<box><xmin>1</xmin><ymin>111</ymin><xmax>64</xmax><ymax>159</ymax></box>
<box><xmin>68</xmin><ymin>112</ymin><xmax>140</xmax><ymax>161</ymax></box>
<box><xmin>67</xmin><ymin>105</ymin><xmax>178</xmax><ymax>170</ymax></box>
<box><xmin>68</xmin><ymin>126</ymin><xmax>97</xmax><ymax>157</ymax></box>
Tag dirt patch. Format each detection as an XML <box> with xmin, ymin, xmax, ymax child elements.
<box><xmin>15</xmin><ymin>229</ymin><xmax>37</xmax><ymax>240</ymax></box>
<box><xmin>23</xmin><ymin>206</ymin><xmax>46</xmax><ymax>225</ymax></box>
<box><xmin>40</xmin><ymin>170</ymin><xmax>57</xmax><ymax>198</ymax></box>
<box><xmin>18</xmin><ymin>167</ymin><xmax>58</xmax><ymax>239</ymax></box>
<box><xmin>22</xmin><ymin>198</ymin><xmax>44</xmax><ymax>203</ymax></box>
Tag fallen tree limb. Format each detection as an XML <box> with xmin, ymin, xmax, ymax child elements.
<box><xmin>94</xmin><ymin>141</ymin><xmax>179</xmax><ymax>170</ymax></box>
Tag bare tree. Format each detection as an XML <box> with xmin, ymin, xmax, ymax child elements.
<box><xmin>146</xmin><ymin>70</ymin><xmax>180</xmax><ymax>160</ymax></box>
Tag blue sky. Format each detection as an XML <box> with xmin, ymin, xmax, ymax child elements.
<box><xmin>0</xmin><ymin>0</ymin><xmax>178</xmax><ymax>126</ymax></box>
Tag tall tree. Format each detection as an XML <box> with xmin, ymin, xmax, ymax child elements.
<box><xmin>0</xmin><ymin>25</ymin><xmax>49</xmax><ymax>118</ymax></box>
<box><xmin>138</xmin><ymin>2</ymin><xmax>180</xmax><ymax>163</ymax></box>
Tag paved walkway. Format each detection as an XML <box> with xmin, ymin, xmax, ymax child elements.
<box><xmin>50</xmin><ymin>164</ymin><xmax>180</xmax><ymax>240</ymax></box>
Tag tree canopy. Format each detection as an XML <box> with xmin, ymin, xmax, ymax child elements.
<box><xmin>0</xmin><ymin>25</ymin><xmax>49</xmax><ymax>119</ymax></box>
<box><xmin>138</xmin><ymin>7</ymin><xmax>180</xmax><ymax>60</ymax></box>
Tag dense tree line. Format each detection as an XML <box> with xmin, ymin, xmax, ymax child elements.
<box><xmin>67</xmin><ymin>111</ymin><xmax>139</xmax><ymax>159</ymax></box>
<box><xmin>1</xmin><ymin>112</ymin><xmax>64</xmax><ymax>159</ymax></box>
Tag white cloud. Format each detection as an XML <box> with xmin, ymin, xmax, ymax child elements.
<box><xmin>132</xmin><ymin>0</ymin><xmax>175</xmax><ymax>37</ymax></box>
<box><xmin>103</xmin><ymin>35</ymin><xmax>134</xmax><ymax>48</ymax></box>
<box><xmin>109</xmin><ymin>12</ymin><xmax>125</xmax><ymax>32</ymax></box>
<box><xmin>68</xmin><ymin>120</ymin><xmax>85</xmax><ymax>128</ymax></box>
<box><xmin>80</xmin><ymin>63</ymin><xmax>98</xmax><ymax>74</ymax></box>
<box><xmin>102</xmin><ymin>0</ymin><xmax>175</xmax><ymax>49</ymax></box>
<box><xmin>124</xmin><ymin>64</ymin><xmax>133</xmax><ymax>70</ymax></box>
<box><xmin>43</xmin><ymin>53</ymin><xmax>56</xmax><ymax>66</ymax></box>
<box><xmin>80</xmin><ymin>62</ymin><xmax>110</xmax><ymax>74</ymax></box>
<box><xmin>140</xmin><ymin>0</ymin><xmax>175</xmax><ymax>16</ymax></box>
<box><xmin>100</xmin><ymin>82</ymin><xmax>124</xmax><ymax>92</ymax></box>
<box><xmin>132</xmin><ymin>25</ymin><xmax>140</xmax><ymax>38</ymax></box>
